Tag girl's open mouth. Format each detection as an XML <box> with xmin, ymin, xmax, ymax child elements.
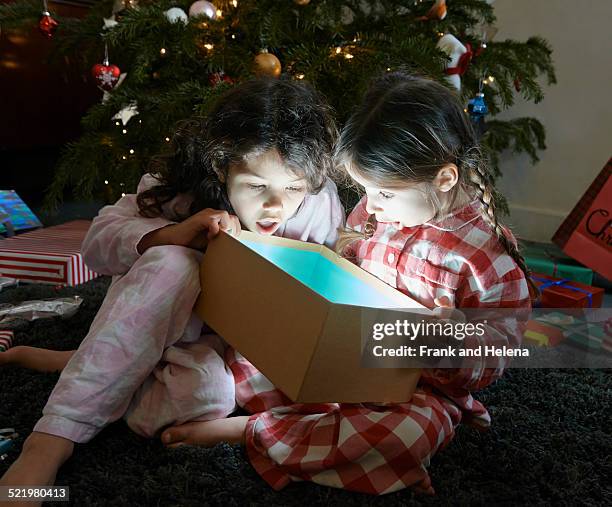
<box><xmin>256</xmin><ymin>219</ymin><xmax>280</xmax><ymax>234</ymax></box>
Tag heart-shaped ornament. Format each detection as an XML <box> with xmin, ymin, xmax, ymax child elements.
<box><xmin>91</xmin><ymin>63</ymin><xmax>121</xmax><ymax>91</ymax></box>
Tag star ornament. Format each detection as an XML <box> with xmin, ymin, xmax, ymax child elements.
<box><xmin>112</xmin><ymin>101</ymin><xmax>139</xmax><ymax>125</ymax></box>
<box><xmin>103</xmin><ymin>16</ymin><xmax>118</xmax><ymax>29</ymax></box>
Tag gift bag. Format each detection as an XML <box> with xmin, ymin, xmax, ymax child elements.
<box><xmin>552</xmin><ymin>157</ymin><xmax>611</xmax><ymax>280</ymax></box>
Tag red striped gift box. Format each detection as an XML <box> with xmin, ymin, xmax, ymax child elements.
<box><xmin>0</xmin><ymin>220</ymin><xmax>99</xmax><ymax>286</ymax></box>
<box><xmin>0</xmin><ymin>330</ymin><xmax>13</xmax><ymax>351</ymax></box>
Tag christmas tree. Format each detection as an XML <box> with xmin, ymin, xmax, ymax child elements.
<box><xmin>0</xmin><ymin>0</ymin><xmax>556</xmax><ymax>210</ymax></box>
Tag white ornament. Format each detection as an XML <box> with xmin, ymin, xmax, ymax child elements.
<box><xmin>103</xmin><ymin>16</ymin><xmax>118</xmax><ymax>30</ymax></box>
<box><xmin>112</xmin><ymin>101</ymin><xmax>139</xmax><ymax>125</ymax></box>
<box><xmin>188</xmin><ymin>1</ymin><xmax>217</xmax><ymax>20</ymax></box>
<box><xmin>437</xmin><ymin>34</ymin><xmax>468</xmax><ymax>91</ymax></box>
<box><xmin>165</xmin><ymin>7</ymin><xmax>188</xmax><ymax>25</ymax></box>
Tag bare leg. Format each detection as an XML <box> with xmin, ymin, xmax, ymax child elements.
<box><xmin>0</xmin><ymin>432</ymin><xmax>74</xmax><ymax>507</ymax></box>
<box><xmin>160</xmin><ymin>416</ymin><xmax>249</xmax><ymax>448</ymax></box>
<box><xmin>0</xmin><ymin>347</ymin><xmax>74</xmax><ymax>373</ymax></box>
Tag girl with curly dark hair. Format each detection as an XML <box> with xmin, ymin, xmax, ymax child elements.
<box><xmin>1</xmin><ymin>78</ymin><xmax>344</xmax><ymax>491</ymax></box>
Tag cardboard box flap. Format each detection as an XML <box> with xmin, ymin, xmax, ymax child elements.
<box><xmin>195</xmin><ymin>232</ymin><xmax>331</xmax><ymax>400</ymax></box>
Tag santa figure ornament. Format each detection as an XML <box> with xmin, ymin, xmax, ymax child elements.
<box><xmin>437</xmin><ymin>34</ymin><xmax>472</xmax><ymax>91</ymax></box>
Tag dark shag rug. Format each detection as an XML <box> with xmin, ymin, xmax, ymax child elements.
<box><xmin>1</xmin><ymin>277</ymin><xmax>610</xmax><ymax>506</ymax></box>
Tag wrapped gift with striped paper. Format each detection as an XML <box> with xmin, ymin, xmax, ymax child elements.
<box><xmin>0</xmin><ymin>221</ymin><xmax>99</xmax><ymax>286</ymax></box>
<box><xmin>0</xmin><ymin>330</ymin><xmax>13</xmax><ymax>352</ymax></box>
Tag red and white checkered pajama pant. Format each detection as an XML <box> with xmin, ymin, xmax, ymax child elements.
<box><xmin>224</xmin><ymin>347</ymin><xmax>464</xmax><ymax>495</ymax></box>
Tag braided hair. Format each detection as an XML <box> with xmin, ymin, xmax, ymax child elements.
<box><xmin>335</xmin><ymin>72</ymin><xmax>538</xmax><ymax>299</ymax></box>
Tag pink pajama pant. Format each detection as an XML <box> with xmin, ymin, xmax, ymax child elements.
<box><xmin>34</xmin><ymin>245</ymin><xmax>237</xmax><ymax>442</ymax></box>
<box><xmin>34</xmin><ymin>245</ymin><xmax>464</xmax><ymax>495</ymax></box>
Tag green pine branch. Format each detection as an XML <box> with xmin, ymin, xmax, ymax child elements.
<box><xmin>3</xmin><ymin>0</ymin><xmax>556</xmax><ymax>211</ymax></box>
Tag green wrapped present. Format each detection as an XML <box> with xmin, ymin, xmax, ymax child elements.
<box><xmin>563</xmin><ymin>321</ymin><xmax>605</xmax><ymax>351</ymax></box>
<box><xmin>519</xmin><ymin>240</ymin><xmax>593</xmax><ymax>285</ymax></box>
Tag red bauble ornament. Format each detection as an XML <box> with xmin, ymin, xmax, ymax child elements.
<box><xmin>92</xmin><ymin>61</ymin><xmax>121</xmax><ymax>91</ymax></box>
<box><xmin>39</xmin><ymin>11</ymin><xmax>59</xmax><ymax>38</ymax></box>
<box><xmin>209</xmin><ymin>72</ymin><xmax>234</xmax><ymax>87</ymax></box>
<box><xmin>514</xmin><ymin>77</ymin><xmax>522</xmax><ymax>92</ymax></box>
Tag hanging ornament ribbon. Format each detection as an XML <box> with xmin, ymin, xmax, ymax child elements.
<box><xmin>39</xmin><ymin>0</ymin><xmax>59</xmax><ymax>38</ymax></box>
<box><xmin>474</xmin><ymin>24</ymin><xmax>498</xmax><ymax>57</ymax></box>
<box><xmin>445</xmin><ymin>43</ymin><xmax>473</xmax><ymax>76</ymax></box>
<box><xmin>91</xmin><ymin>43</ymin><xmax>121</xmax><ymax>92</ymax></box>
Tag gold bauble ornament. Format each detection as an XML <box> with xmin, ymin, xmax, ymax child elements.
<box><xmin>253</xmin><ymin>50</ymin><xmax>281</xmax><ymax>78</ymax></box>
<box><xmin>293</xmin><ymin>0</ymin><xmax>311</xmax><ymax>5</ymax></box>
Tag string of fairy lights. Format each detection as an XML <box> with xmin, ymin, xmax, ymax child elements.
<box><xmin>35</xmin><ymin>0</ymin><xmax>501</xmax><ymax>198</ymax></box>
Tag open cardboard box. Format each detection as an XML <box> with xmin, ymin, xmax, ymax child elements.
<box><xmin>194</xmin><ymin>231</ymin><xmax>425</xmax><ymax>403</ymax></box>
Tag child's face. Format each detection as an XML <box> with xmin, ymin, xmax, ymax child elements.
<box><xmin>224</xmin><ymin>149</ymin><xmax>308</xmax><ymax>235</ymax></box>
<box><xmin>349</xmin><ymin>170</ymin><xmax>436</xmax><ymax>229</ymax></box>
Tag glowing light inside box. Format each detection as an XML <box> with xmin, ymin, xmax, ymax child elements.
<box><xmin>241</xmin><ymin>240</ymin><xmax>407</xmax><ymax>309</ymax></box>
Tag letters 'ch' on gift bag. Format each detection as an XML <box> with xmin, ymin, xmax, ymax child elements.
<box><xmin>553</xmin><ymin>158</ymin><xmax>611</xmax><ymax>281</ymax></box>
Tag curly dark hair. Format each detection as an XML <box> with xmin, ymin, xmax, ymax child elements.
<box><xmin>137</xmin><ymin>78</ymin><xmax>337</xmax><ymax>219</ymax></box>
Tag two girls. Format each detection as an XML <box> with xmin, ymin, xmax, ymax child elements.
<box><xmin>2</xmin><ymin>73</ymin><xmax>532</xmax><ymax>498</ymax></box>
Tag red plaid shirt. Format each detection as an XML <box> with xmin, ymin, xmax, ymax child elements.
<box><xmin>346</xmin><ymin>196</ymin><xmax>531</xmax><ymax>396</ymax></box>
<box><xmin>221</xmin><ymin>200</ymin><xmax>533</xmax><ymax>494</ymax></box>
<box><xmin>346</xmin><ymin>196</ymin><xmax>530</xmax><ymax>310</ymax></box>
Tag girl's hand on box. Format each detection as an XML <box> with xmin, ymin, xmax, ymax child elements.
<box><xmin>138</xmin><ymin>209</ymin><xmax>241</xmax><ymax>253</ymax></box>
<box><xmin>170</xmin><ymin>209</ymin><xmax>241</xmax><ymax>249</ymax></box>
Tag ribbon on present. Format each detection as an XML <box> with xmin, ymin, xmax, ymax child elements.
<box><xmin>539</xmin><ymin>247</ymin><xmax>561</xmax><ymax>278</ymax></box>
<box><xmin>521</xmin><ymin>241</ymin><xmax>594</xmax><ymax>285</ymax></box>
<box><xmin>532</xmin><ymin>276</ymin><xmax>594</xmax><ymax>308</ymax></box>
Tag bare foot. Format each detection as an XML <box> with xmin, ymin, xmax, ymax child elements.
<box><xmin>160</xmin><ymin>416</ymin><xmax>249</xmax><ymax>449</ymax></box>
<box><xmin>0</xmin><ymin>346</ymin><xmax>74</xmax><ymax>373</ymax></box>
<box><xmin>0</xmin><ymin>432</ymin><xmax>74</xmax><ymax>507</ymax></box>
<box><xmin>161</xmin><ymin>418</ymin><xmax>434</xmax><ymax>495</ymax></box>
<box><xmin>412</xmin><ymin>474</ymin><xmax>435</xmax><ymax>496</ymax></box>
<box><xmin>0</xmin><ymin>349</ymin><xmax>15</xmax><ymax>366</ymax></box>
